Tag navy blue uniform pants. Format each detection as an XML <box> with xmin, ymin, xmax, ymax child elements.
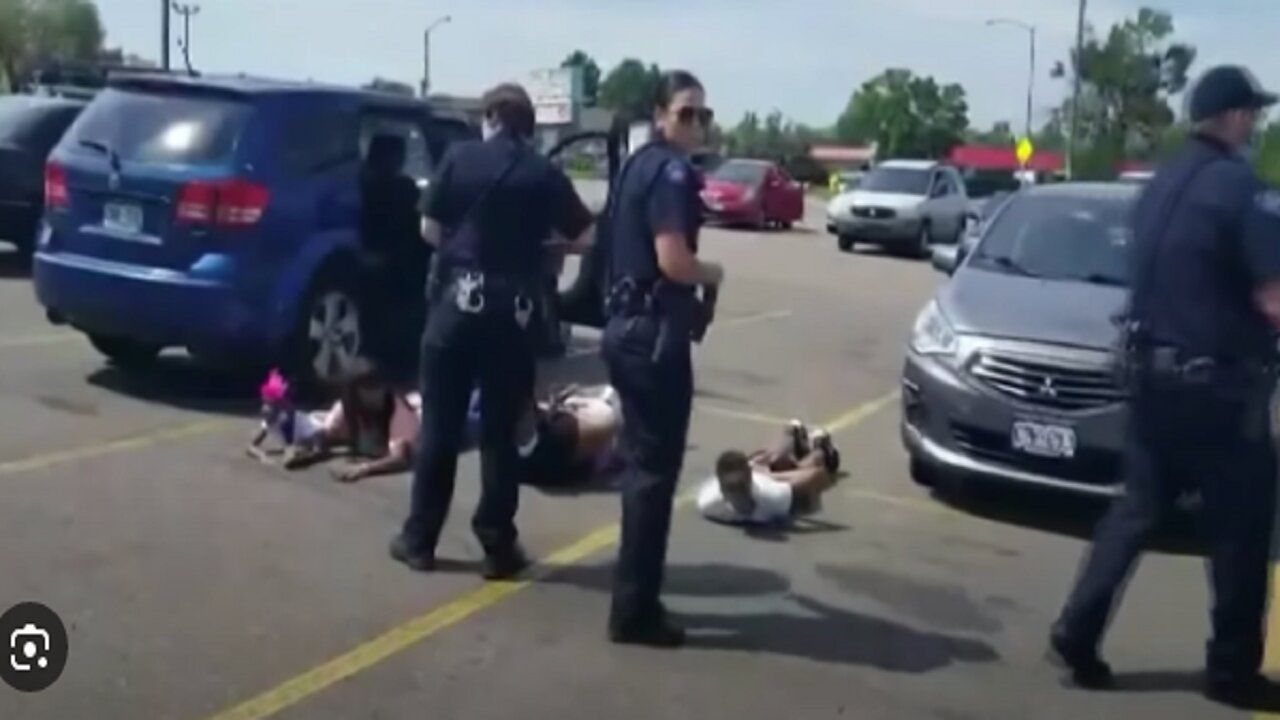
<box><xmin>402</xmin><ymin>294</ymin><xmax>536</xmax><ymax>555</ymax></box>
<box><xmin>1056</xmin><ymin>377</ymin><xmax>1276</xmax><ymax>679</ymax></box>
<box><xmin>602</xmin><ymin>312</ymin><xmax>694</xmax><ymax>630</ymax></box>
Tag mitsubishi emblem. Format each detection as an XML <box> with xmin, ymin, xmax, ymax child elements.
<box><xmin>108</xmin><ymin>171</ymin><xmax>121</xmax><ymax>191</ymax></box>
<box><xmin>1038</xmin><ymin>375</ymin><xmax>1058</xmax><ymax>398</ymax></box>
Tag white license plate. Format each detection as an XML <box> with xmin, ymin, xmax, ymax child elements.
<box><xmin>103</xmin><ymin>202</ymin><xmax>143</xmax><ymax>234</ymax></box>
<box><xmin>1010</xmin><ymin>420</ymin><xmax>1076</xmax><ymax>458</ymax></box>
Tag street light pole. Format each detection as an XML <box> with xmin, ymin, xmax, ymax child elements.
<box><xmin>161</xmin><ymin>0</ymin><xmax>171</xmax><ymax>70</ymax></box>
<box><xmin>172</xmin><ymin>3</ymin><xmax>200</xmax><ymax>74</ymax></box>
<box><xmin>1066</xmin><ymin>0</ymin><xmax>1088</xmax><ymax>179</ymax></box>
<box><xmin>421</xmin><ymin>15</ymin><xmax>452</xmax><ymax>99</ymax></box>
<box><xmin>986</xmin><ymin>18</ymin><xmax>1037</xmax><ymax>142</ymax></box>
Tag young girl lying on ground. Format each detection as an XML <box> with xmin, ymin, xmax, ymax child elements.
<box><xmin>249</xmin><ymin>358</ymin><xmax>422</xmax><ymax>482</ymax></box>
<box><xmin>697</xmin><ymin>420</ymin><xmax>842</xmax><ymax>526</ymax></box>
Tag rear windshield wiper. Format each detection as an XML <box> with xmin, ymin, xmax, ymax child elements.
<box><xmin>78</xmin><ymin>139</ymin><xmax>121</xmax><ymax>171</ymax></box>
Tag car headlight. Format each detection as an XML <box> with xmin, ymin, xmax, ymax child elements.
<box><xmin>910</xmin><ymin>300</ymin><xmax>957</xmax><ymax>356</ymax></box>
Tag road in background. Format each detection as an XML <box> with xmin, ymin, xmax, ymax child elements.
<box><xmin>0</xmin><ymin>199</ymin><xmax>1261</xmax><ymax>719</ymax></box>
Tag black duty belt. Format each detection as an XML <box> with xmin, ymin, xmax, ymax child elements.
<box><xmin>439</xmin><ymin>268</ymin><xmax>540</xmax><ymax>327</ymax></box>
<box><xmin>1135</xmin><ymin>346</ymin><xmax>1276</xmax><ymax>385</ymax></box>
<box><xmin>605</xmin><ymin>276</ymin><xmax>696</xmax><ymax>318</ymax></box>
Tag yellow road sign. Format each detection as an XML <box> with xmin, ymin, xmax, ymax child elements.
<box><xmin>1015</xmin><ymin>136</ymin><xmax>1034</xmax><ymax>165</ymax></box>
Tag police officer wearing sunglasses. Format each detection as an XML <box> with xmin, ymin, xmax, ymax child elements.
<box><xmin>391</xmin><ymin>83</ymin><xmax>595</xmax><ymax>579</ymax></box>
<box><xmin>1051</xmin><ymin>66</ymin><xmax>1280</xmax><ymax>709</ymax></box>
<box><xmin>601</xmin><ymin>70</ymin><xmax>723</xmax><ymax>647</ymax></box>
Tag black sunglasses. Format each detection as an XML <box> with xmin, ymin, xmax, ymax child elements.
<box><xmin>676</xmin><ymin>106</ymin><xmax>714</xmax><ymax>127</ymax></box>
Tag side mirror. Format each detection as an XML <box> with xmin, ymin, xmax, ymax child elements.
<box><xmin>930</xmin><ymin>245</ymin><xmax>961</xmax><ymax>275</ymax></box>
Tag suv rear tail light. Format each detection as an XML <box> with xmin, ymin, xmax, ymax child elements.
<box><xmin>44</xmin><ymin>163</ymin><xmax>68</xmax><ymax>209</ymax></box>
<box><xmin>175</xmin><ymin>178</ymin><xmax>270</xmax><ymax>226</ymax></box>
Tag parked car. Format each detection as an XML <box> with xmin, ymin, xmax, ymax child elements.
<box><xmin>33</xmin><ymin>73</ymin><xmax>470</xmax><ymax>387</ymax></box>
<box><xmin>901</xmin><ymin>183</ymin><xmax>1137</xmax><ymax>499</ymax></box>
<box><xmin>826</xmin><ymin>159</ymin><xmax>969</xmax><ymax>257</ymax></box>
<box><xmin>836</xmin><ymin>170</ymin><xmax>864</xmax><ymax>194</ymax></box>
<box><xmin>0</xmin><ymin>95</ymin><xmax>86</xmax><ymax>260</ymax></box>
<box><xmin>700</xmin><ymin>158</ymin><xmax>805</xmax><ymax>229</ymax></box>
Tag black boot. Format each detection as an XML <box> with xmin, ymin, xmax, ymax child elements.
<box><xmin>1204</xmin><ymin>673</ymin><xmax>1280</xmax><ymax>709</ymax></box>
<box><xmin>610</xmin><ymin>606</ymin><xmax>686</xmax><ymax>648</ymax></box>
<box><xmin>1047</xmin><ymin>626</ymin><xmax>1113</xmax><ymax>689</ymax></box>
<box><xmin>389</xmin><ymin>534</ymin><xmax>436</xmax><ymax>572</ymax></box>
<box><xmin>483</xmin><ymin>544</ymin><xmax>531</xmax><ymax>580</ymax></box>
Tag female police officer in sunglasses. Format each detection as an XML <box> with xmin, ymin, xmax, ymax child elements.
<box><xmin>601</xmin><ymin>70</ymin><xmax>724</xmax><ymax>647</ymax></box>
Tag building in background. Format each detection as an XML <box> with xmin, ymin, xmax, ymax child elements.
<box><xmin>809</xmin><ymin>144</ymin><xmax>877</xmax><ymax>173</ymax></box>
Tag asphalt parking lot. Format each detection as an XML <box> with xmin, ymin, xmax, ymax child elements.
<box><xmin>0</xmin><ymin>195</ymin><xmax>1273</xmax><ymax>719</ymax></box>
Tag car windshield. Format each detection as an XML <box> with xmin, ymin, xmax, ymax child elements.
<box><xmin>965</xmin><ymin>172</ymin><xmax>1021</xmax><ymax>198</ymax></box>
<box><xmin>969</xmin><ymin>192</ymin><xmax>1134</xmax><ymax>286</ymax></box>
<box><xmin>711</xmin><ymin>160</ymin><xmax>767</xmax><ymax>184</ymax></box>
<box><xmin>64</xmin><ymin>87</ymin><xmax>252</xmax><ymax>165</ymax></box>
<box><xmin>860</xmin><ymin>167</ymin><xmax>931</xmax><ymax>195</ymax></box>
<box><xmin>0</xmin><ymin>98</ymin><xmax>72</xmax><ymax>150</ymax></box>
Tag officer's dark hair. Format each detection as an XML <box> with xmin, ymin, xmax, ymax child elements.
<box><xmin>481</xmin><ymin>83</ymin><xmax>536</xmax><ymax>139</ymax></box>
<box><xmin>715</xmin><ymin>450</ymin><xmax>751</xmax><ymax>481</ymax></box>
<box><xmin>653</xmin><ymin>70</ymin><xmax>704</xmax><ymax>111</ymax></box>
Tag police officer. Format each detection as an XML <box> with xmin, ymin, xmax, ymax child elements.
<box><xmin>390</xmin><ymin>83</ymin><xmax>595</xmax><ymax>579</ymax></box>
<box><xmin>1050</xmin><ymin>66</ymin><xmax>1280</xmax><ymax>708</ymax></box>
<box><xmin>602</xmin><ymin>70</ymin><xmax>723</xmax><ymax>647</ymax></box>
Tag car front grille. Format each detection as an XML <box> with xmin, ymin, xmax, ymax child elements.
<box><xmin>950</xmin><ymin>422</ymin><xmax>1120</xmax><ymax>486</ymax></box>
<box><xmin>852</xmin><ymin>206</ymin><xmax>896</xmax><ymax>219</ymax></box>
<box><xmin>968</xmin><ymin>350</ymin><xmax>1123</xmax><ymax>411</ymax></box>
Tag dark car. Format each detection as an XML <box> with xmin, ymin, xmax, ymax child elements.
<box><xmin>902</xmin><ymin>183</ymin><xmax>1137</xmax><ymax>499</ymax></box>
<box><xmin>33</xmin><ymin>73</ymin><xmax>468</xmax><ymax>385</ymax></box>
<box><xmin>0</xmin><ymin>95</ymin><xmax>86</xmax><ymax>259</ymax></box>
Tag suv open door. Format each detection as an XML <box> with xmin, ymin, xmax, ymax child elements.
<box><xmin>539</xmin><ymin>123</ymin><xmax>625</xmax><ymax>355</ymax></box>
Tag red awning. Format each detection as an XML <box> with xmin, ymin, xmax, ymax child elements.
<box><xmin>946</xmin><ymin>144</ymin><xmax>1064</xmax><ymax>172</ymax></box>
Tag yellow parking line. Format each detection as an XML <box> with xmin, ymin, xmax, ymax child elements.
<box><xmin>0</xmin><ymin>419</ymin><xmax>229</xmax><ymax>476</ymax></box>
<box><xmin>200</xmin><ymin>389</ymin><xmax>899</xmax><ymax>720</ymax></box>
<box><xmin>0</xmin><ymin>332</ymin><xmax>79</xmax><ymax>350</ymax></box>
<box><xmin>1258</xmin><ymin>566</ymin><xmax>1280</xmax><ymax>719</ymax></box>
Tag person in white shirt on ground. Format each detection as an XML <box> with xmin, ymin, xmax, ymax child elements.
<box><xmin>697</xmin><ymin>420</ymin><xmax>841</xmax><ymax>526</ymax></box>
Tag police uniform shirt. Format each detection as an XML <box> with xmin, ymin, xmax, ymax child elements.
<box><xmin>614</xmin><ymin>142</ymin><xmax>703</xmax><ymax>282</ymax></box>
<box><xmin>1130</xmin><ymin>133</ymin><xmax>1280</xmax><ymax>360</ymax></box>
<box><xmin>424</xmin><ymin>134</ymin><xmax>593</xmax><ymax>277</ymax></box>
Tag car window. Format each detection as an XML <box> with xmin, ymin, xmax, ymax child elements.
<box><xmin>0</xmin><ymin>99</ymin><xmax>81</xmax><ymax>154</ymax></box>
<box><xmin>64</xmin><ymin>87</ymin><xmax>251</xmax><ymax>165</ymax></box>
<box><xmin>280</xmin><ymin>109</ymin><xmax>359</xmax><ymax>175</ymax></box>
<box><xmin>360</xmin><ymin>116</ymin><xmax>431</xmax><ymax>181</ymax></box>
<box><xmin>931</xmin><ymin>172</ymin><xmax>955</xmax><ymax>196</ymax></box>
<box><xmin>969</xmin><ymin>193</ymin><xmax>1135</xmax><ymax>286</ymax></box>
<box><xmin>860</xmin><ymin>167</ymin><xmax>931</xmax><ymax>195</ymax></box>
<box><xmin>711</xmin><ymin>161</ymin><xmax>768</xmax><ymax>185</ymax></box>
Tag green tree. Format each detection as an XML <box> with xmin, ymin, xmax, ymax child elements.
<box><xmin>968</xmin><ymin>121</ymin><xmax>1014</xmax><ymax>145</ymax></box>
<box><xmin>0</xmin><ymin>0</ymin><xmax>104</xmax><ymax>89</ymax></box>
<box><xmin>1258</xmin><ymin>121</ymin><xmax>1280</xmax><ymax>186</ymax></box>
<box><xmin>1051</xmin><ymin>7</ymin><xmax>1195</xmax><ymax>170</ymax></box>
<box><xmin>598</xmin><ymin>58</ymin><xmax>662</xmax><ymax>122</ymax></box>
<box><xmin>560</xmin><ymin>50</ymin><xmax>601</xmax><ymax>108</ymax></box>
<box><xmin>835</xmin><ymin>68</ymin><xmax>969</xmax><ymax>158</ymax></box>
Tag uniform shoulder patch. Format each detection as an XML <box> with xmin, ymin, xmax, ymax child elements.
<box><xmin>1257</xmin><ymin>189</ymin><xmax>1280</xmax><ymax>216</ymax></box>
<box><xmin>663</xmin><ymin>161</ymin><xmax>688</xmax><ymax>185</ymax></box>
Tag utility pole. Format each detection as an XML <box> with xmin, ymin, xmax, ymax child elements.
<box><xmin>420</xmin><ymin>15</ymin><xmax>451</xmax><ymax>98</ymax></box>
<box><xmin>1066</xmin><ymin>0</ymin><xmax>1088</xmax><ymax>179</ymax></box>
<box><xmin>171</xmin><ymin>3</ymin><xmax>200</xmax><ymax>74</ymax></box>
<box><xmin>985</xmin><ymin>19</ymin><xmax>1037</xmax><ymax>143</ymax></box>
<box><xmin>161</xmin><ymin>0</ymin><xmax>171</xmax><ymax>70</ymax></box>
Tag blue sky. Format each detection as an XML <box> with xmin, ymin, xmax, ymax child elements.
<box><xmin>93</xmin><ymin>0</ymin><xmax>1279</xmax><ymax>131</ymax></box>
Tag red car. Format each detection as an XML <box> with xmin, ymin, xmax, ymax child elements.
<box><xmin>700</xmin><ymin>158</ymin><xmax>805</xmax><ymax>229</ymax></box>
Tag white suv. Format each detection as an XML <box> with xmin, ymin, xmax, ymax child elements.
<box><xmin>826</xmin><ymin>160</ymin><xmax>970</xmax><ymax>258</ymax></box>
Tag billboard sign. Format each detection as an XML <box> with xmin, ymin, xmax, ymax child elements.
<box><xmin>526</xmin><ymin>67</ymin><xmax>581</xmax><ymax>126</ymax></box>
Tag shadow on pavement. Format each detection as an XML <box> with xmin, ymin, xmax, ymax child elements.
<box><xmin>680</xmin><ymin>593</ymin><xmax>1000</xmax><ymax>673</ymax></box>
<box><xmin>943</xmin><ymin>484</ymin><xmax>1206</xmax><ymax>558</ymax></box>
<box><xmin>86</xmin><ymin>356</ymin><xmax>260</xmax><ymax>417</ymax></box>
<box><xmin>743</xmin><ymin>518</ymin><xmax>850</xmax><ymax>543</ymax></box>
<box><xmin>0</xmin><ymin>248</ymin><xmax>31</xmax><ymax>279</ymax></box>
<box><xmin>1111</xmin><ymin>670</ymin><xmax>1280</xmax><ymax>711</ymax></box>
<box><xmin>815</xmin><ymin>563</ymin><xmax>1003</xmax><ymax>635</ymax></box>
<box><xmin>844</xmin><ymin>245</ymin><xmax>932</xmax><ymax>265</ymax></box>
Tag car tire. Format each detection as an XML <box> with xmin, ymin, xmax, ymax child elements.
<box><xmin>837</xmin><ymin>234</ymin><xmax>856</xmax><ymax>252</ymax></box>
<box><xmin>287</xmin><ymin>263</ymin><xmax>363</xmax><ymax>395</ymax></box>
<box><xmin>88</xmin><ymin>334</ymin><xmax>162</xmax><ymax>369</ymax></box>
<box><xmin>780</xmin><ymin>221</ymin><xmax>793</xmax><ymax>231</ymax></box>
<box><xmin>912</xmin><ymin>222</ymin><xmax>932</xmax><ymax>258</ymax></box>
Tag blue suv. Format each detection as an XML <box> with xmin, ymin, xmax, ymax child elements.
<box><xmin>34</xmin><ymin>73</ymin><xmax>471</xmax><ymax>385</ymax></box>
